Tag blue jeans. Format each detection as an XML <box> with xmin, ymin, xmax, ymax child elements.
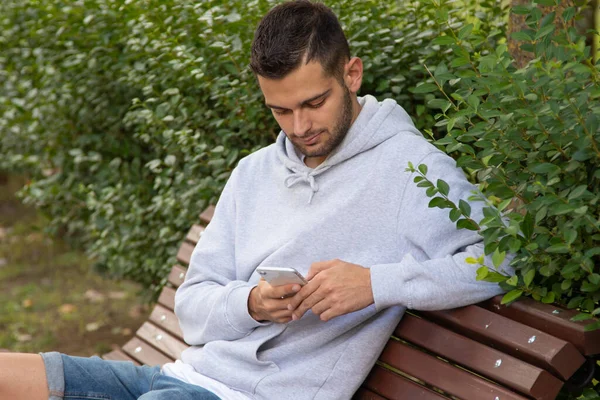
<box><xmin>41</xmin><ymin>352</ymin><xmax>220</xmax><ymax>400</ymax></box>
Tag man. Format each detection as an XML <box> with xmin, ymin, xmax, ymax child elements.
<box><xmin>0</xmin><ymin>1</ymin><xmax>508</xmax><ymax>399</ymax></box>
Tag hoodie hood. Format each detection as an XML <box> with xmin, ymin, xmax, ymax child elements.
<box><xmin>276</xmin><ymin>94</ymin><xmax>421</xmax><ymax>203</ymax></box>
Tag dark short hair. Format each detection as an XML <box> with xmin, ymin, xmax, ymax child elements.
<box><xmin>250</xmin><ymin>0</ymin><xmax>351</xmax><ymax>82</ymax></box>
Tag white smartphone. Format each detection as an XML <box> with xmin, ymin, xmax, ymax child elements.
<box><xmin>256</xmin><ymin>266</ymin><xmax>308</xmax><ymax>286</ymax></box>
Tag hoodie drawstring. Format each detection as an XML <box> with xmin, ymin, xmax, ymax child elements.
<box><xmin>284</xmin><ymin>172</ymin><xmax>319</xmax><ymax>204</ymax></box>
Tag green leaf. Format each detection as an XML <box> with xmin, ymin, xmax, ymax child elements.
<box><xmin>466</xmin><ymin>257</ymin><xmax>479</xmax><ymax>265</ymax></box>
<box><xmin>492</xmin><ymin>248</ymin><xmax>506</xmax><ymax>268</ymax></box>
<box><xmin>457</xmin><ymin>219</ymin><xmax>479</xmax><ymax>231</ymax></box>
<box><xmin>512</xmin><ymin>6</ymin><xmax>530</xmax><ymax>15</ymax></box>
<box><xmin>506</xmin><ymin>275</ymin><xmax>518</xmax><ymax>286</ymax></box>
<box><xmin>534</xmin><ymin>24</ymin><xmax>555</xmax><ymax>40</ymax></box>
<box><xmin>449</xmin><ymin>208</ymin><xmax>462</xmax><ymax>222</ymax></box>
<box><xmin>589</xmin><ymin>274</ymin><xmax>600</xmax><ymax>285</ymax></box>
<box><xmin>571</xmin><ymin>313</ymin><xmax>594</xmax><ymax>322</ymax></box>
<box><xmin>427</xmin><ymin>99</ymin><xmax>452</xmax><ymax>112</ymax></box>
<box><xmin>418</xmin><ymin>164</ymin><xmax>428</xmax><ymax>175</ymax></box>
<box><xmin>476</xmin><ymin>266</ymin><xmax>489</xmax><ymax>280</ymax></box>
<box><xmin>450</xmin><ymin>57</ymin><xmax>470</xmax><ymax>68</ymax></box>
<box><xmin>432</xmin><ymin>35</ymin><xmax>456</xmax><ymax>45</ymax></box>
<box><xmin>564</xmin><ymin>229</ymin><xmax>577</xmax><ymax>245</ymax></box>
<box><xmin>567</xmin><ymin>297</ymin><xmax>583</xmax><ymax>309</ymax></box>
<box><xmin>583</xmin><ymin>321</ymin><xmax>600</xmax><ymax>332</ymax></box>
<box><xmin>562</xmin><ymin>7</ymin><xmax>576</xmax><ymax>22</ymax></box>
<box><xmin>568</xmin><ymin>185</ymin><xmax>588</xmax><ymax>201</ymax></box>
<box><xmin>521</xmin><ymin>212</ymin><xmax>534</xmax><ymax>240</ymax></box>
<box><xmin>581</xmin><ymin>281</ymin><xmax>600</xmax><ymax>292</ymax></box>
<box><xmin>541</xmin><ymin>292</ymin><xmax>555</xmax><ymax>304</ymax></box>
<box><xmin>412</xmin><ymin>83</ymin><xmax>438</xmax><ymax>94</ymax></box>
<box><xmin>458</xmin><ymin>24</ymin><xmax>473</xmax><ymax>40</ymax></box>
<box><xmin>436</xmin><ymin>179</ymin><xmax>450</xmax><ymax>196</ymax></box>
<box><xmin>483</xmin><ymin>271</ymin><xmax>509</xmax><ymax>283</ymax></box>
<box><xmin>511</xmin><ymin>31</ymin><xmax>532</xmax><ymax>41</ymax></box>
<box><xmin>530</xmin><ymin>163</ymin><xmax>560</xmax><ymax>174</ymax></box>
<box><xmin>458</xmin><ymin>199</ymin><xmax>471</xmax><ymax>217</ymax></box>
<box><xmin>501</xmin><ymin>289</ymin><xmax>523</xmax><ymax>305</ymax></box>
<box><xmin>524</xmin><ymin>269</ymin><xmax>535</xmax><ymax>288</ymax></box>
<box><xmin>546</xmin><ymin>244</ymin><xmax>570</xmax><ymax>253</ymax></box>
<box><xmin>561</xmin><ymin>280</ymin><xmax>572</xmax><ymax>291</ymax></box>
<box><xmin>429</xmin><ymin>197</ymin><xmax>453</xmax><ymax>209</ymax></box>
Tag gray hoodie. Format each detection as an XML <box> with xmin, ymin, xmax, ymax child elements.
<box><xmin>174</xmin><ymin>95</ymin><xmax>507</xmax><ymax>400</ymax></box>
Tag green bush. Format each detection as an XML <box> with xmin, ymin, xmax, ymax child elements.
<box><xmin>0</xmin><ymin>0</ymin><xmax>502</xmax><ymax>296</ymax></box>
<box><xmin>411</xmin><ymin>0</ymin><xmax>600</xmax><ymax>332</ymax></box>
<box><xmin>0</xmin><ymin>0</ymin><xmax>503</xmax><ymax>293</ymax></box>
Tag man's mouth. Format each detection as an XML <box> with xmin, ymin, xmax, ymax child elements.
<box><xmin>300</xmin><ymin>131</ymin><xmax>323</xmax><ymax>145</ymax></box>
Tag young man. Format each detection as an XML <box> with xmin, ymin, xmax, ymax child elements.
<box><xmin>0</xmin><ymin>1</ymin><xmax>509</xmax><ymax>399</ymax></box>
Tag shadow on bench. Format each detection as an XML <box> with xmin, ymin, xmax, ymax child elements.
<box><xmin>103</xmin><ymin>206</ymin><xmax>600</xmax><ymax>399</ymax></box>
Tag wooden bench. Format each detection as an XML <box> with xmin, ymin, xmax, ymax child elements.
<box><xmin>103</xmin><ymin>206</ymin><xmax>600</xmax><ymax>399</ymax></box>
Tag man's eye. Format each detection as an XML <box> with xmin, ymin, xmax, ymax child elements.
<box><xmin>273</xmin><ymin>109</ymin><xmax>290</xmax><ymax>115</ymax></box>
<box><xmin>308</xmin><ymin>100</ymin><xmax>325</xmax><ymax>108</ymax></box>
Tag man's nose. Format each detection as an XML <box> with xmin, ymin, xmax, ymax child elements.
<box><xmin>293</xmin><ymin>110</ymin><xmax>312</xmax><ymax>137</ymax></box>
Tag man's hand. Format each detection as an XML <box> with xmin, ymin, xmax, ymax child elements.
<box><xmin>248</xmin><ymin>279</ymin><xmax>301</xmax><ymax>323</ymax></box>
<box><xmin>286</xmin><ymin>259</ymin><xmax>374</xmax><ymax>322</ymax></box>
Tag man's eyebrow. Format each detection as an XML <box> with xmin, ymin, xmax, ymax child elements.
<box><xmin>265</xmin><ymin>89</ymin><xmax>332</xmax><ymax>110</ymax></box>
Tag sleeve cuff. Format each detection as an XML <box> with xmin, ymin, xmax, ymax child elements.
<box><xmin>225</xmin><ymin>284</ymin><xmax>272</xmax><ymax>334</ymax></box>
<box><xmin>370</xmin><ymin>259</ymin><xmax>414</xmax><ymax>312</ymax></box>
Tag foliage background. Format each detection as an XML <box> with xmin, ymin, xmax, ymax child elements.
<box><xmin>0</xmin><ymin>0</ymin><xmax>505</xmax><ymax>295</ymax></box>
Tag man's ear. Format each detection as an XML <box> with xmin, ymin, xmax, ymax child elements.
<box><xmin>344</xmin><ymin>57</ymin><xmax>363</xmax><ymax>94</ymax></box>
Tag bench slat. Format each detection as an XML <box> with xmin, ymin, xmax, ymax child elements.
<box><xmin>176</xmin><ymin>241</ymin><xmax>195</xmax><ymax>266</ymax></box>
<box><xmin>199</xmin><ymin>206</ymin><xmax>215</xmax><ymax>225</ymax></box>
<box><xmin>481</xmin><ymin>295</ymin><xmax>600</xmax><ymax>356</ymax></box>
<box><xmin>421</xmin><ymin>306</ymin><xmax>585</xmax><ymax>380</ymax></box>
<box><xmin>353</xmin><ymin>387</ymin><xmax>389</xmax><ymax>400</ymax></box>
<box><xmin>186</xmin><ymin>225</ymin><xmax>205</xmax><ymax>245</ymax></box>
<box><xmin>158</xmin><ymin>286</ymin><xmax>177</xmax><ymax>311</ymax></box>
<box><xmin>167</xmin><ymin>265</ymin><xmax>187</xmax><ymax>288</ymax></box>
<box><xmin>380</xmin><ymin>339</ymin><xmax>531</xmax><ymax>400</ymax></box>
<box><xmin>136</xmin><ymin>322</ymin><xmax>187</xmax><ymax>361</ymax></box>
<box><xmin>149</xmin><ymin>304</ymin><xmax>184</xmax><ymax>340</ymax></box>
<box><xmin>122</xmin><ymin>337</ymin><xmax>174</xmax><ymax>366</ymax></box>
<box><xmin>396</xmin><ymin>314</ymin><xmax>562</xmax><ymax>398</ymax></box>
<box><xmin>361</xmin><ymin>365</ymin><xmax>449</xmax><ymax>400</ymax></box>
<box><xmin>102</xmin><ymin>349</ymin><xmax>140</xmax><ymax>365</ymax></box>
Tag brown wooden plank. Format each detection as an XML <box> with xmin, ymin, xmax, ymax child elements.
<box><xmin>481</xmin><ymin>295</ymin><xmax>600</xmax><ymax>356</ymax></box>
<box><xmin>102</xmin><ymin>349</ymin><xmax>140</xmax><ymax>365</ymax></box>
<box><xmin>361</xmin><ymin>365</ymin><xmax>448</xmax><ymax>400</ymax></box>
<box><xmin>186</xmin><ymin>224</ymin><xmax>205</xmax><ymax>245</ymax></box>
<box><xmin>199</xmin><ymin>206</ymin><xmax>215</xmax><ymax>225</ymax></box>
<box><xmin>136</xmin><ymin>322</ymin><xmax>188</xmax><ymax>361</ymax></box>
<box><xmin>149</xmin><ymin>304</ymin><xmax>184</xmax><ymax>340</ymax></box>
<box><xmin>176</xmin><ymin>241</ymin><xmax>195</xmax><ymax>266</ymax></box>
<box><xmin>167</xmin><ymin>265</ymin><xmax>187</xmax><ymax>288</ymax></box>
<box><xmin>380</xmin><ymin>339</ymin><xmax>532</xmax><ymax>400</ymax></box>
<box><xmin>158</xmin><ymin>286</ymin><xmax>176</xmax><ymax>311</ymax></box>
<box><xmin>420</xmin><ymin>305</ymin><xmax>585</xmax><ymax>380</ymax></box>
<box><xmin>122</xmin><ymin>337</ymin><xmax>173</xmax><ymax>366</ymax></box>
<box><xmin>396</xmin><ymin>314</ymin><xmax>563</xmax><ymax>398</ymax></box>
<box><xmin>353</xmin><ymin>387</ymin><xmax>389</xmax><ymax>400</ymax></box>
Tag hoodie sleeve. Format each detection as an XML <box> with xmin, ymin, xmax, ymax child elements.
<box><xmin>370</xmin><ymin>151</ymin><xmax>513</xmax><ymax>312</ymax></box>
<box><xmin>174</xmin><ymin>168</ymin><xmax>271</xmax><ymax>345</ymax></box>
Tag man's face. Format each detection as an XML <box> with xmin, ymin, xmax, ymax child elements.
<box><xmin>257</xmin><ymin>61</ymin><xmax>355</xmax><ymax>167</ymax></box>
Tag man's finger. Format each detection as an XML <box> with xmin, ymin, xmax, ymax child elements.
<box><xmin>287</xmin><ymin>280</ymin><xmax>319</xmax><ymax>310</ymax></box>
<box><xmin>306</xmin><ymin>260</ymin><xmax>335</xmax><ymax>281</ymax></box>
<box><xmin>293</xmin><ymin>289</ymin><xmax>326</xmax><ymax>320</ymax></box>
<box><xmin>266</xmin><ymin>283</ymin><xmax>302</xmax><ymax>299</ymax></box>
<box><xmin>319</xmin><ymin>308</ymin><xmax>338</xmax><ymax>322</ymax></box>
<box><xmin>310</xmin><ymin>298</ymin><xmax>329</xmax><ymax>316</ymax></box>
